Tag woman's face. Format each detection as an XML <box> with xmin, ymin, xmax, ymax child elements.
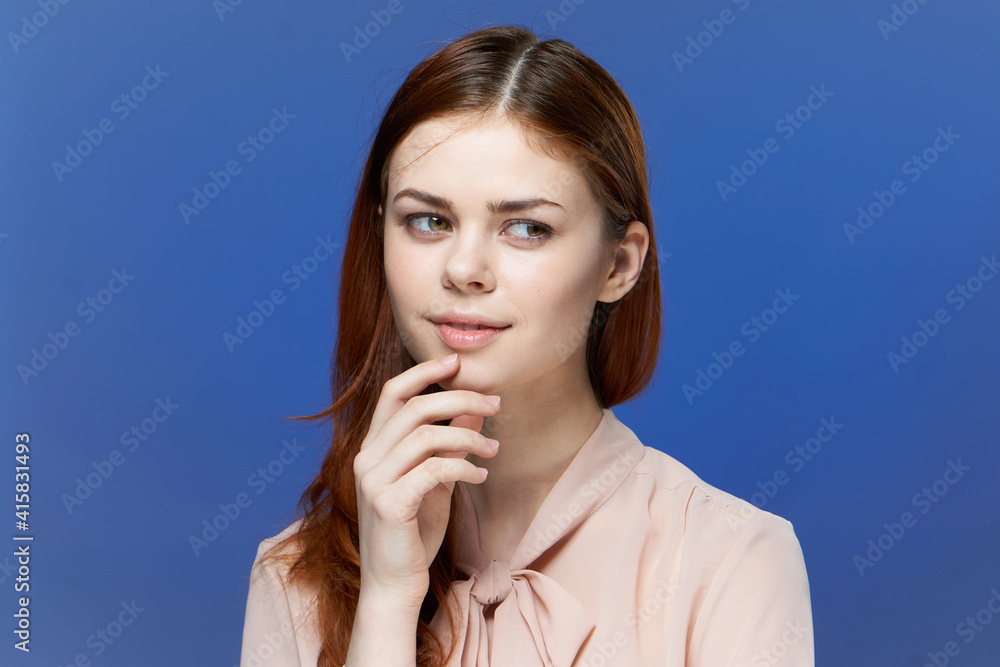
<box><xmin>382</xmin><ymin>114</ymin><xmax>619</xmax><ymax>396</ymax></box>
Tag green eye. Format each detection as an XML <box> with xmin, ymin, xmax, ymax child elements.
<box><xmin>402</xmin><ymin>212</ymin><xmax>552</xmax><ymax>246</ymax></box>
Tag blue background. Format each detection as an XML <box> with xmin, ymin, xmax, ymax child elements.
<box><xmin>2</xmin><ymin>0</ymin><xmax>998</xmax><ymax>665</ymax></box>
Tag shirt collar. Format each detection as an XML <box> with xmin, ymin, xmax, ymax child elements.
<box><xmin>451</xmin><ymin>406</ymin><xmax>646</xmax><ymax>574</ymax></box>
<box><xmin>431</xmin><ymin>406</ymin><xmax>646</xmax><ymax>666</ymax></box>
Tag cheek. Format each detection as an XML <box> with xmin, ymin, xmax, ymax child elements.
<box><xmin>506</xmin><ymin>255</ymin><xmax>600</xmax><ymax>329</ymax></box>
<box><xmin>384</xmin><ymin>248</ymin><xmax>410</xmax><ymax>324</ymax></box>
<box><xmin>384</xmin><ymin>239</ymin><xmax>423</xmax><ymax>301</ymax></box>
<box><xmin>384</xmin><ymin>243</ymin><xmax>447</xmax><ymax>344</ymax></box>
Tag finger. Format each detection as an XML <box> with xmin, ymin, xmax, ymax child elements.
<box><xmin>364</xmin><ymin>353</ymin><xmax>462</xmax><ymax>451</ymax></box>
<box><xmin>369</xmin><ymin>424</ymin><xmax>498</xmax><ymax>484</ymax></box>
<box><xmin>367</xmin><ymin>390</ymin><xmax>500</xmax><ymax>461</ymax></box>
<box><xmin>435</xmin><ymin>413</ymin><xmax>487</xmax><ymax>459</ymax></box>
<box><xmin>449</xmin><ymin>412</ymin><xmax>485</xmax><ymax>434</ymax></box>
<box><xmin>387</xmin><ymin>456</ymin><xmax>488</xmax><ymax>520</ymax></box>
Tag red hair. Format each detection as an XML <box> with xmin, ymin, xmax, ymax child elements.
<box><xmin>260</xmin><ymin>24</ymin><xmax>662</xmax><ymax>667</ymax></box>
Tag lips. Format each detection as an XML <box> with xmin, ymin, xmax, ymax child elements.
<box><xmin>442</xmin><ymin>322</ymin><xmax>506</xmax><ymax>331</ymax></box>
<box><xmin>429</xmin><ymin>311</ymin><xmax>511</xmax><ymax>329</ymax></box>
<box><xmin>433</xmin><ymin>319</ymin><xmax>510</xmax><ymax>349</ymax></box>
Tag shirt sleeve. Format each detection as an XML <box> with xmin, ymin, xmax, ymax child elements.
<box><xmin>686</xmin><ymin>513</ymin><xmax>815</xmax><ymax>667</ymax></box>
<box><xmin>240</xmin><ymin>540</ymin><xmax>305</xmax><ymax>667</ymax></box>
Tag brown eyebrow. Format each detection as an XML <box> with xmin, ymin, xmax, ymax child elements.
<box><xmin>391</xmin><ymin>187</ymin><xmax>564</xmax><ymax>214</ymax></box>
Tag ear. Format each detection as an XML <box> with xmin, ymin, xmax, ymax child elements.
<box><xmin>596</xmin><ymin>221</ymin><xmax>650</xmax><ymax>303</ymax></box>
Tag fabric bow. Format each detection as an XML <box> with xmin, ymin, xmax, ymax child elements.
<box><xmin>430</xmin><ymin>409</ymin><xmax>643</xmax><ymax>666</ymax></box>
<box><xmin>435</xmin><ymin>558</ymin><xmax>596</xmax><ymax>667</ymax></box>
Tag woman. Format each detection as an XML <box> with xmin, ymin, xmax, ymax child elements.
<box><xmin>240</xmin><ymin>24</ymin><xmax>814</xmax><ymax>667</ymax></box>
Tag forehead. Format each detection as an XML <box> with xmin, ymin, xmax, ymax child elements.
<box><xmin>385</xmin><ymin>115</ymin><xmax>591</xmax><ymax>208</ymax></box>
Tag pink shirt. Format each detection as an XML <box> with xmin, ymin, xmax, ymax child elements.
<box><xmin>241</xmin><ymin>407</ymin><xmax>814</xmax><ymax>666</ymax></box>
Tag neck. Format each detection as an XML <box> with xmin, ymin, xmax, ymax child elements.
<box><xmin>462</xmin><ymin>361</ymin><xmax>605</xmax><ymax>546</ymax></box>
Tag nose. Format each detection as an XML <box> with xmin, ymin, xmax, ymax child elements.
<box><xmin>441</xmin><ymin>226</ymin><xmax>496</xmax><ymax>292</ymax></box>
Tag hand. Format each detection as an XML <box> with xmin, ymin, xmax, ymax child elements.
<box><xmin>352</xmin><ymin>352</ymin><xmax>501</xmax><ymax>609</ymax></box>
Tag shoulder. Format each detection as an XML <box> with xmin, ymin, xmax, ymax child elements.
<box><xmin>255</xmin><ymin>518</ymin><xmax>306</xmax><ymax>555</ymax></box>
<box><xmin>242</xmin><ymin>519</ymin><xmax>322</xmax><ymax>662</ymax></box>
<box><xmin>247</xmin><ymin>517</ymin><xmax>321</xmax><ymax>619</ymax></box>
<box><xmin>628</xmin><ymin>444</ymin><xmax>811</xmax><ymax>623</ymax></box>
<box><xmin>628</xmin><ymin>441</ymin><xmax>802</xmax><ymax>559</ymax></box>
<box><xmin>606</xmin><ymin>410</ymin><xmax>793</xmax><ymax>539</ymax></box>
<box><xmin>250</xmin><ymin>518</ymin><xmax>307</xmax><ymax>580</ymax></box>
<box><xmin>601</xmin><ymin>420</ymin><xmax>813</xmax><ymax>659</ymax></box>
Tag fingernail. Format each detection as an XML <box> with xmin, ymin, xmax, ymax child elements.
<box><xmin>442</xmin><ymin>353</ymin><xmax>458</xmax><ymax>365</ymax></box>
<box><xmin>486</xmin><ymin>395</ymin><xmax>501</xmax><ymax>406</ymax></box>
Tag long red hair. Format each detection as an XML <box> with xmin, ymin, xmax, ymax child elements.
<box><xmin>260</xmin><ymin>24</ymin><xmax>662</xmax><ymax>667</ymax></box>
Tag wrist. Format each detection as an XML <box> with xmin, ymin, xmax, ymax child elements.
<box><xmin>358</xmin><ymin>580</ymin><xmax>426</xmax><ymax>616</ymax></box>
<box><xmin>359</xmin><ymin>588</ymin><xmax>422</xmax><ymax>619</ymax></box>
<box><xmin>348</xmin><ymin>589</ymin><xmax>420</xmax><ymax>667</ymax></box>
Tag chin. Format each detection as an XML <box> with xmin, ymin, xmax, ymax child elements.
<box><xmin>436</xmin><ymin>364</ymin><xmax>499</xmax><ymax>394</ymax></box>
